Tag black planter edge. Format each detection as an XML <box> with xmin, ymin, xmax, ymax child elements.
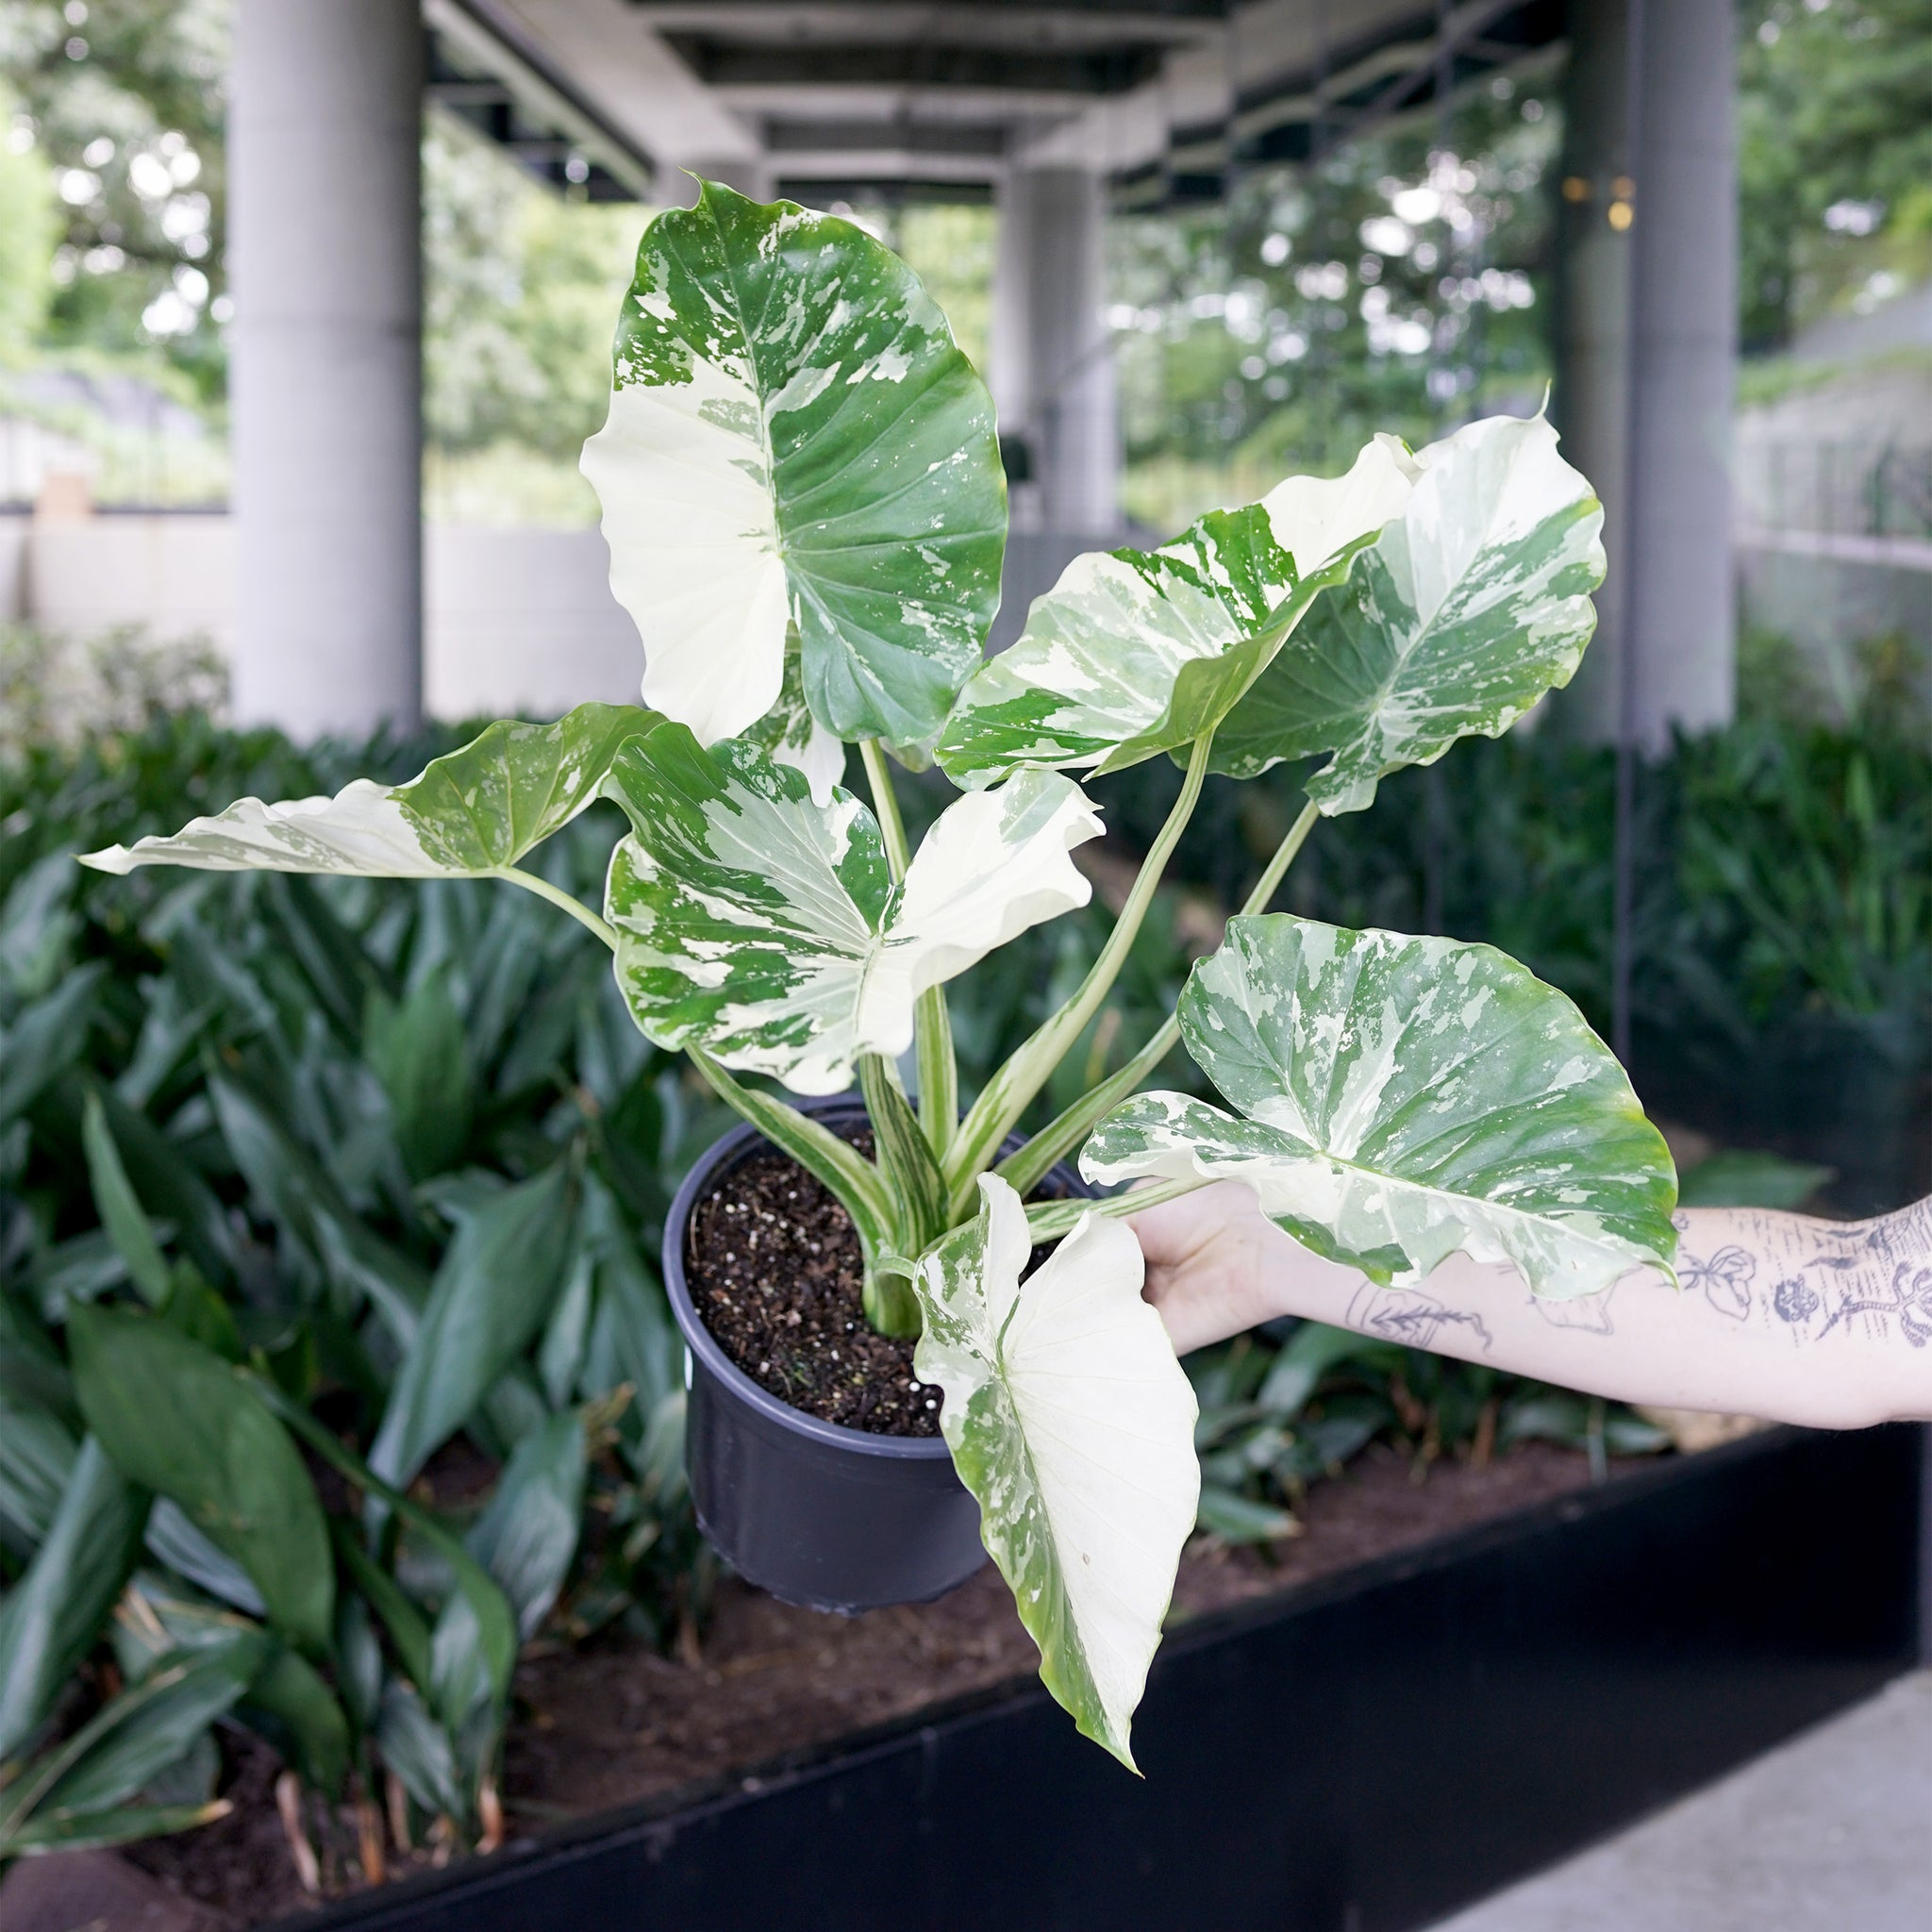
<box><xmin>274</xmin><ymin>1422</ymin><xmax>1927</xmax><ymax>1932</ymax></box>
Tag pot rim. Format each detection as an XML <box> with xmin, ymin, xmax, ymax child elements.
<box><xmin>663</xmin><ymin>1097</ymin><xmax>955</xmax><ymax>1460</ymax></box>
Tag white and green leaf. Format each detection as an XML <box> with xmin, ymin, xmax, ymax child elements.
<box><xmin>739</xmin><ymin>624</ymin><xmax>847</xmax><ymax>804</ymax></box>
<box><xmin>603</xmin><ymin>724</ymin><xmax>1098</xmax><ymax>1094</ymax></box>
<box><xmin>1210</xmin><ymin>412</ymin><xmax>1606</xmax><ymax>811</ymax></box>
<box><xmin>580</xmin><ymin>179</ymin><xmax>1005</xmax><ymax>752</ymax></box>
<box><xmin>914</xmin><ymin>1175</ymin><xmax>1199</xmax><ymax>1770</ymax></box>
<box><xmin>80</xmin><ymin>704</ymin><xmax>655</xmax><ymax>878</ymax></box>
<box><xmin>935</xmin><ymin>433</ymin><xmax>1418</xmax><ymax>789</ymax></box>
<box><xmin>1084</xmin><ymin>914</ymin><xmax>1677</xmax><ymax>1301</ymax></box>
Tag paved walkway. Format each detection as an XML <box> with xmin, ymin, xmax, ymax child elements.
<box><xmin>1426</xmin><ymin>1671</ymin><xmax>1932</xmax><ymax>1932</ymax></box>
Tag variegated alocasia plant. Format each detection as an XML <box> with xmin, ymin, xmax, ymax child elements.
<box><xmin>83</xmin><ymin>181</ymin><xmax>1678</xmax><ymax>1770</ymax></box>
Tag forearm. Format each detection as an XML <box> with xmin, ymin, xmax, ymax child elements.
<box><xmin>1135</xmin><ymin>1186</ymin><xmax>1932</xmax><ymax>1429</ymax></box>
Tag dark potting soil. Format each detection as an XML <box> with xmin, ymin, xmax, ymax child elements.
<box><xmin>688</xmin><ymin>1137</ymin><xmax>940</xmax><ymax>1435</ymax></box>
<box><xmin>120</xmin><ymin>1441</ymin><xmax>1608</xmax><ymax>1927</ymax></box>
<box><xmin>686</xmin><ymin>1136</ymin><xmax>1075</xmax><ymax>1436</ymax></box>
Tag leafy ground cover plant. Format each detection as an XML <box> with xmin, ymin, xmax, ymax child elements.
<box><xmin>79</xmin><ymin>184</ymin><xmax>1678</xmax><ymax>1771</ymax></box>
<box><xmin>0</xmin><ymin>724</ymin><xmax>713</xmax><ymax>1874</ymax></box>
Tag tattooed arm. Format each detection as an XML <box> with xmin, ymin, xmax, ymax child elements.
<box><xmin>1131</xmin><ymin>1182</ymin><xmax>1932</xmax><ymax>1428</ymax></box>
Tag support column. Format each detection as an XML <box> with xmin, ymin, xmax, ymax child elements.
<box><xmin>1555</xmin><ymin>0</ymin><xmax>1736</xmax><ymax>747</ymax></box>
<box><xmin>230</xmin><ymin>0</ymin><xmax>423</xmax><ymax>735</ymax></box>
<box><xmin>991</xmin><ymin>166</ymin><xmax>1119</xmax><ymax>536</ymax></box>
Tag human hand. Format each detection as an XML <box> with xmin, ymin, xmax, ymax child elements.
<box><xmin>1129</xmin><ymin>1180</ymin><xmax>1310</xmax><ymax>1355</ymax></box>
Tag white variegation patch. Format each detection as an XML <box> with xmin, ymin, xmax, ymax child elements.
<box><xmin>582</xmin><ymin>355</ymin><xmax>790</xmax><ymax>746</ymax></box>
<box><xmin>604</xmin><ymin>729</ymin><xmax>1099</xmax><ymax>1093</ymax></box>
<box><xmin>937</xmin><ymin>434</ymin><xmax>1419</xmax><ymax>789</ymax></box>
<box><xmin>914</xmin><ymin>1174</ymin><xmax>1199</xmax><ymax>1769</ymax></box>
<box><xmin>80</xmin><ymin>706</ymin><xmax>655</xmax><ymax>880</ymax></box>
<box><xmin>740</xmin><ymin>625</ymin><xmax>849</xmax><ymax>804</ymax></box>
<box><xmin>1084</xmin><ymin>914</ymin><xmax>1678</xmax><ymax>1302</ymax></box>
<box><xmin>80</xmin><ymin>783</ymin><xmax>435</xmax><ymax>877</ymax></box>
<box><xmin>1260</xmin><ymin>430</ymin><xmax>1421</xmax><ymax>575</ymax></box>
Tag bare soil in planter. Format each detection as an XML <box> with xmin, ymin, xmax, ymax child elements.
<box><xmin>125</xmin><ymin>1441</ymin><xmax>1603</xmax><ymax>1926</ymax></box>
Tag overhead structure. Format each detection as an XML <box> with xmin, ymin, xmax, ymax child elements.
<box><xmin>226</xmin><ymin>0</ymin><xmax>1729</xmax><ymax>746</ymax></box>
<box><xmin>427</xmin><ymin>2</ymin><xmax>1567</xmax><ymax>210</ymax></box>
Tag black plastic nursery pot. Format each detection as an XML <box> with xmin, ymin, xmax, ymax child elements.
<box><xmin>283</xmin><ymin>1421</ymin><xmax>1926</xmax><ymax>1932</ymax></box>
<box><xmin>660</xmin><ymin>1099</ymin><xmax>1091</xmax><ymax>1615</ymax></box>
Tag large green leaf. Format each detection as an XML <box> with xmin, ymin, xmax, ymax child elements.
<box><xmin>937</xmin><ymin>434</ymin><xmax>1418</xmax><ymax>788</ymax></box>
<box><xmin>1210</xmin><ymin>413</ymin><xmax>1606</xmax><ymax>811</ymax></box>
<box><xmin>0</xmin><ymin>1437</ymin><xmax>147</xmax><ymax>1763</ymax></box>
<box><xmin>580</xmin><ymin>180</ymin><xmax>1005</xmax><ymax>751</ymax></box>
<box><xmin>68</xmin><ymin>1307</ymin><xmax>335</xmax><ymax>1654</ymax></box>
<box><xmin>739</xmin><ymin>623</ymin><xmax>847</xmax><ymax>803</ymax></box>
<box><xmin>604</xmin><ymin>724</ymin><xmax>1099</xmax><ymax>1093</ymax></box>
<box><xmin>913</xmin><ymin>1176</ymin><xmax>1199</xmax><ymax>1771</ymax></box>
<box><xmin>1084</xmin><ymin>914</ymin><xmax>1677</xmax><ymax>1301</ymax></box>
<box><xmin>79</xmin><ymin>704</ymin><xmax>653</xmax><ymax>877</ymax></box>
<box><xmin>366</xmin><ymin>1161</ymin><xmax>575</xmax><ymax>1492</ymax></box>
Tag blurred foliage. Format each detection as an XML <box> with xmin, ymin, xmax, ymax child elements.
<box><xmin>0</xmin><ymin>711</ymin><xmax>724</xmax><ymax>1868</ymax></box>
<box><xmin>421</xmin><ymin>114</ymin><xmax>644</xmax><ymax>525</ymax></box>
<box><xmin>0</xmin><ymin>0</ymin><xmax>226</xmax><ymax>398</ymax></box>
<box><xmin>1110</xmin><ymin>67</ymin><xmax>1560</xmax><ymax>530</ymax></box>
<box><xmin>1737</xmin><ymin>0</ymin><xmax>1932</xmax><ymax>350</ymax></box>
<box><xmin>0</xmin><ymin>620</ymin><xmax>225</xmax><ymax>759</ymax></box>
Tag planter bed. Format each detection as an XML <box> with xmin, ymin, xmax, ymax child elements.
<box><xmin>117</xmin><ymin>1422</ymin><xmax>1922</xmax><ymax>1930</ymax></box>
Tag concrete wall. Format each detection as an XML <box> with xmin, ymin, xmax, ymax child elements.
<box><xmin>0</xmin><ymin>511</ymin><xmax>641</xmax><ymax>723</ymax></box>
<box><xmin>4</xmin><ymin>512</ymin><xmax>1141</xmax><ymax>720</ymax></box>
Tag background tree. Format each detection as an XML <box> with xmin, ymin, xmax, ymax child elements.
<box><xmin>0</xmin><ymin>0</ymin><xmax>226</xmax><ymax>397</ymax></box>
<box><xmin>1737</xmin><ymin>0</ymin><xmax>1932</xmax><ymax>352</ymax></box>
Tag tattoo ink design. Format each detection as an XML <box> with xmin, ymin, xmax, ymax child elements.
<box><xmin>1533</xmin><ymin>1289</ymin><xmax>1615</xmax><ymax>1335</ymax></box>
<box><xmin>1678</xmin><ymin>1198</ymin><xmax>1932</xmax><ymax>1350</ymax></box>
<box><xmin>1680</xmin><ymin>1245</ymin><xmax>1756</xmax><ymax>1321</ymax></box>
<box><xmin>1345</xmin><ymin>1282</ymin><xmax>1493</xmax><ymax>1353</ymax></box>
<box><xmin>1772</xmin><ymin>1276</ymin><xmax>1819</xmax><ymax>1324</ymax></box>
<box><xmin>1818</xmin><ymin>1261</ymin><xmax>1932</xmax><ymax>1348</ymax></box>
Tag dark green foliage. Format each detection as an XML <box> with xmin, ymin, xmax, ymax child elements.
<box><xmin>5</xmin><ymin>699</ymin><xmax>1924</xmax><ymax>1857</ymax></box>
<box><xmin>0</xmin><ymin>710</ymin><xmax>724</xmax><ymax>1855</ymax></box>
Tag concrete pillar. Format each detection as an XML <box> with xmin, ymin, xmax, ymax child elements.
<box><xmin>230</xmin><ymin>1</ymin><xmax>423</xmax><ymax>735</ymax></box>
<box><xmin>1555</xmin><ymin>0</ymin><xmax>1736</xmax><ymax>747</ymax></box>
<box><xmin>991</xmin><ymin>167</ymin><xmax>1119</xmax><ymax>535</ymax></box>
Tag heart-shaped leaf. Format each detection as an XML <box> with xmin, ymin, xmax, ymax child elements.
<box><xmin>935</xmin><ymin>434</ymin><xmax>1418</xmax><ymax>789</ymax></box>
<box><xmin>80</xmin><ymin>703</ymin><xmax>654</xmax><ymax>877</ymax></box>
<box><xmin>913</xmin><ymin>1175</ymin><xmax>1199</xmax><ymax>1770</ymax></box>
<box><xmin>1209</xmin><ymin>413</ymin><xmax>1606</xmax><ymax>811</ymax></box>
<box><xmin>603</xmin><ymin>724</ymin><xmax>1098</xmax><ymax>1094</ymax></box>
<box><xmin>580</xmin><ymin>180</ymin><xmax>1005</xmax><ymax>751</ymax></box>
<box><xmin>1084</xmin><ymin>914</ymin><xmax>1676</xmax><ymax>1301</ymax></box>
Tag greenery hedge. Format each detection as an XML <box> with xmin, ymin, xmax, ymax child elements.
<box><xmin>1</xmin><ymin>702</ymin><xmax>1923</xmax><ymax>1865</ymax></box>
